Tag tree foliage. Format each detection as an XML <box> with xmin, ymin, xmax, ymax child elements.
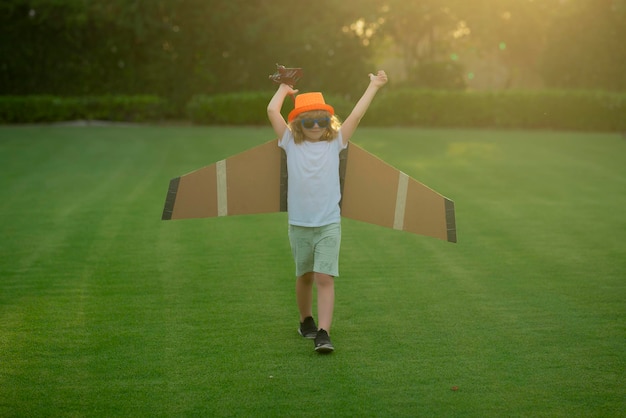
<box><xmin>1</xmin><ymin>0</ymin><xmax>624</xmax><ymax>104</ymax></box>
<box><xmin>0</xmin><ymin>0</ymin><xmax>374</xmax><ymax>101</ymax></box>
<box><xmin>541</xmin><ymin>0</ymin><xmax>626</xmax><ymax>91</ymax></box>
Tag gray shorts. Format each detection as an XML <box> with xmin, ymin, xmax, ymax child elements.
<box><xmin>288</xmin><ymin>223</ymin><xmax>341</xmax><ymax>277</ymax></box>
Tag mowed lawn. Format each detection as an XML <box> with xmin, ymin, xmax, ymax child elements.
<box><xmin>0</xmin><ymin>125</ymin><xmax>624</xmax><ymax>417</ymax></box>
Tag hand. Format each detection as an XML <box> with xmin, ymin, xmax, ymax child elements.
<box><xmin>369</xmin><ymin>70</ymin><xmax>388</xmax><ymax>88</ymax></box>
<box><xmin>280</xmin><ymin>83</ymin><xmax>299</xmax><ymax>95</ymax></box>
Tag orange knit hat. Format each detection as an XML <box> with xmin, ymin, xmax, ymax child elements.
<box><xmin>287</xmin><ymin>92</ymin><xmax>335</xmax><ymax>122</ymax></box>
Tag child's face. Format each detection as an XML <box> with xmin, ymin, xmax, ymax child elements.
<box><xmin>299</xmin><ymin>110</ymin><xmax>331</xmax><ymax>142</ymax></box>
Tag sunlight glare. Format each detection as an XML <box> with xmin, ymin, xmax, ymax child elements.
<box><xmin>345</xmin><ymin>16</ymin><xmax>382</xmax><ymax>45</ymax></box>
<box><xmin>453</xmin><ymin>21</ymin><xmax>471</xmax><ymax>39</ymax></box>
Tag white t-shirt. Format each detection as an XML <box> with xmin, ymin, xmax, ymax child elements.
<box><xmin>278</xmin><ymin>128</ymin><xmax>348</xmax><ymax>227</ymax></box>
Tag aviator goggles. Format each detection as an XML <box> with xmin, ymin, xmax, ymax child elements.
<box><xmin>300</xmin><ymin>117</ymin><xmax>330</xmax><ymax>129</ymax></box>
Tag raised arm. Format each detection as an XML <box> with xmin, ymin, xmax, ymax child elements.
<box><xmin>267</xmin><ymin>83</ymin><xmax>298</xmax><ymax>139</ymax></box>
<box><xmin>341</xmin><ymin>70</ymin><xmax>388</xmax><ymax>146</ymax></box>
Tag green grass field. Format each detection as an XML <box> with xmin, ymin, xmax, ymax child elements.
<box><xmin>1</xmin><ymin>125</ymin><xmax>624</xmax><ymax>417</ymax></box>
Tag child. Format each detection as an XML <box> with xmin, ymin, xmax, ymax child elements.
<box><xmin>267</xmin><ymin>70</ymin><xmax>388</xmax><ymax>353</ymax></box>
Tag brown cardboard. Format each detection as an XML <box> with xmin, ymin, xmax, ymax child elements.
<box><xmin>162</xmin><ymin>141</ymin><xmax>282</xmax><ymax>220</ymax></box>
<box><xmin>162</xmin><ymin>140</ymin><xmax>456</xmax><ymax>242</ymax></box>
<box><xmin>224</xmin><ymin>140</ymin><xmax>282</xmax><ymax>215</ymax></box>
<box><xmin>167</xmin><ymin>164</ymin><xmax>218</xmax><ymax>219</ymax></box>
<box><xmin>341</xmin><ymin>144</ymin><xmax>400</xmax><ymax>230</ymax></box>
<box><xmin>404</xmin><ymin>173</ymin><xmax>450</xmax><ymax>241</ymax></box>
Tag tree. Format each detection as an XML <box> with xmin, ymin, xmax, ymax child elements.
<box><xmin>0</xmin><ymin>0</ymin><xmax>89</xmax><ymax>94</ymax></box>
<box><xmin>374</xmin><ymin>0</ymin><xmax>463</xmax><ymax>87</ymax></box>
<box><xmin>0</xmin><ymin>0</ymin><xmax>376</xmax><ymax>100</ymax></box>
<box><xmin>541</xmin><ymin>0</ymin><xmax>626</xmax><ymax>91</ymax></box>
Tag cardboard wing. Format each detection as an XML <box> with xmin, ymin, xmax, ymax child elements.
<box><xmin>162</xmin><ymin>140</ymin><xmax>456</xmax><ymax>243</ymax></box>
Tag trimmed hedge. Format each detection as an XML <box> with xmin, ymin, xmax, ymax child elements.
<box><xmin>366</xmin><ymin>89</ymin><xmax>626</xmax><ymax>131</ymax></box>
<box><xmin>127</xmin><ymin>89</ymin><xmax>626</xmax><ymax>131</ymax></box>
<box><xmin>0</xmin><ymin>95</ymin><xmax>168</xmax><ymax>123</ymax></box>
<box><xmin>186</xmin><ymin>92</ymin><xmax>354</xmax><ymax>125</ymax></box>
<box><xmin>186</xmin><ymin>92</ymin><xmax>271</xmax><ymax>125</ymax></box>
<box><xmin>1</xmin><ymin>90</ymin><xmax>624</xmax><ymax>132</ymax></box>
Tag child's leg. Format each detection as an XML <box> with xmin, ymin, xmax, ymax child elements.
<box><xmin>315</xmin><ymin>273</ymin><xmax>335</xmax><ymax>332</ymax></box>
<box><xmin>296</xmin><ymin>272</ymin><xmax>314</xmax><ymax>322</ymax></box>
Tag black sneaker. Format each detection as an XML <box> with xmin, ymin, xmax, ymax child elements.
<box><xmin>298</xmin><ymin>316</ymin><xmax>317</xmax><ymax>339</ymax></box>
<box><xmin>314</xmin><ymin>329</ymin><xmax>334</xmax><ymax>353</ymax></box>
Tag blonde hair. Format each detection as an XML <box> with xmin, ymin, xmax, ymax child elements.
<box><xmin>289</xmin><ymin>110</ymin><xmax>342</xmax><ymax>144</ymax></box>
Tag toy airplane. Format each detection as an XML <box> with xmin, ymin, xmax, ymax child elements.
<box><xmin>161</xmin><ymin>140</ymin><xmax>457</xmax><ymax>243</ymax></box>
<box><xmin>268</xmin><ymin>64</ymin><xmax>303</xmax><ymax>86</ymax></box>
